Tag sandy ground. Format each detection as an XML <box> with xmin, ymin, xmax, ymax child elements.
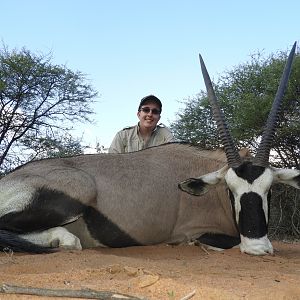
<box><xmin>0</xmin><ymin>241</ymin><xmax>299</xmax><ymax>300</ymax></box>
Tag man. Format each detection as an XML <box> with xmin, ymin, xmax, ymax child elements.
<box><xmin>108</xmin><ymin>95</ymin><xmax>174</xmax><ymax>153</ymax></box>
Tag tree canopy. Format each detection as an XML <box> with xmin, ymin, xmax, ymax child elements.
<box><xmin>0</xmin><ymin>45</ymin><xmax>98</xmax><ymax>173</ymax></box>
<box><xmin>171</xmin><ymin>48</ymin><xmax>300</xmax><ymax>169</ymax></box>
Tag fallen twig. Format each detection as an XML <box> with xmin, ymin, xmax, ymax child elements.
<box><xmin>179</xmin><ymin>290</ymin><xmax>196</xmax><ymax>300</ymax></box>
<box><xmin>200</xmin><ymin>246</ymin><xmax>210</xmax><ymax>255</ymax></box>
<box><xmin>0</xmin><ymin>284</ymin><xmax>147</xmax><ymax>299</ymax></box>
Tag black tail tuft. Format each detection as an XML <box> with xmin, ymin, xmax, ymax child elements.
<box><xmin>0</xmin><ymin>230</ymin><xmax>56</xmax><ymax>254</ymax></box>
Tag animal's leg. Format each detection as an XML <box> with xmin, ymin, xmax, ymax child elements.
<box><xmin>0</xmin><ymin>187</ymin><xmax>86</xmax><ymax>233</ymax></box>
<box><xmin>20</xmin><ymin>227</ymin><xmax>82</xmax><ymax>250</ymax></box>
<box><xmin>195</xmin><ymin>233</ymin><xmax>240</xmax><ymax>250</ymax></box>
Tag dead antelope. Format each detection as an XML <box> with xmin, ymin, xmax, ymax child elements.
<box><xmin>0</xmin><ymin>43</ymin><xmax>298</xmax><ymax>255</ymax></box>
<box><xmin>179</xmin><ymin>42</ymin><xmax>299</xmax><ymax>255</ymax></box>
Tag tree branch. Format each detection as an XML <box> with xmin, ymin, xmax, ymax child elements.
<box><xmin>0</xmin><ymin>284</ymin><xmax>147</xmax><ymax>300</ymax></box>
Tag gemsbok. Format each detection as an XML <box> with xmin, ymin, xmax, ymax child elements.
<box><xmin>0</xmin><ymin>42</ymin><xmax>298</xmax><ymax>255</ymax></box>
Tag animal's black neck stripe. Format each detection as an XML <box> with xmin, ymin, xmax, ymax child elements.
<box><xmin>233</xmin><ymin>162</ymin><xmax>266</xmax><ymax>184</ymax></box>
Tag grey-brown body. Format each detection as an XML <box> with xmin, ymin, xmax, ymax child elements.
<box><xmin>0</xmin><ymin>143</ymin><xmax>238</xmax><ymax>251</ymax></box>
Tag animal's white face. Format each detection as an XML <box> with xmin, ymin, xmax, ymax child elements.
<box><xmin>225</xmin><ymin>163</ymin><xmax>274</xmax><ymax>255</ymax></box>
<box><xmin>188</xmin><ymin>42</ymin><xmax>298</xmax><ymax>255</ymax></box>
<box><xmin>179</xmin><ymin>161</ymin><xmax>299</xmax><ymax>255</ymax></box>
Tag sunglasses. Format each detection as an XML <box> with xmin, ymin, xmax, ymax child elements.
<box><xmin>139</xmin><ymin>107</ymin><xmax>161</xmax><ymax>115</ymax></box>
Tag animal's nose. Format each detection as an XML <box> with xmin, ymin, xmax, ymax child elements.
<box><xmin>239</xmin><ymin>235</ymin><xmax>273</xmax><ymax>255</ymax></box>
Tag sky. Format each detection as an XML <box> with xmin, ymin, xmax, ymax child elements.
<box><xmin>0</xmin><ymin>0</ymin><xmax>299</xmax><ymax>150</ymax></box>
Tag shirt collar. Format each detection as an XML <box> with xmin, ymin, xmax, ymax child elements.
<box><xmin>137</xmin><ymin>122</ymin><xmax>158</xmax><ymax>134</ymax></box>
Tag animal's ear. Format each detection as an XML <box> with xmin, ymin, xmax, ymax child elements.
<box><xmin>272</xmin><ymin>168</ymin><xmax>300</xmax><ymax>189</ymax></box>
<box><xmin>178</xmin><ymin>166</ymin><xmax>228</xmax><ymax>196</ymax></box>
<box><xmin>178</xmin><ymin>177</ymin><xmax>209</xmax><ymax>196</ymax></box>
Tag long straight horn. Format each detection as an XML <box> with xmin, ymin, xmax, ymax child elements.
<box><xmin>253</xmin><ymin>42</ymin><xmax>297</xmax><ymax>167</ymax></box>
<box><xmin>199</xmin><ymin>54</ymin><xmax>242</xmax><ymax>168</ymax></box>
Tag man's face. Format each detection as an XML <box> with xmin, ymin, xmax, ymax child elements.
<box><xmin>137</xmin><ymin>101</ymin><xmax>161</xmax><ymax>130</ymax></box>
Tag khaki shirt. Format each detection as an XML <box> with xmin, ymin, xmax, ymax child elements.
<box><xmin>108</xmin><ymin>123</ymin><xmax>174</xmax><ymax>153</ymax></box>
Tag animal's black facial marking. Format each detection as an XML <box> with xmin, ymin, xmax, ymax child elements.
<box><xmin>228</xmin><ymin>189</ymin><xmax>238</xmax><ymax>229</ymax></box>
<box><xmin>83</xmin><ymin>207</ymin><xmax>141</xmax><ymax>248</ymax></box>
<box><xmin>238</xmin><ymin>192</ymin><xmax>268</xmax><ymax>238</ymax></box>
<box><xmin>233</xmin><ymin>162</ymin><xmax>265</xmax><ymax>184</ymax></box>
<box><xmin>295</xmin><ymin>174</ymin><xmax>300</xmax><ymax>188</ymax></box>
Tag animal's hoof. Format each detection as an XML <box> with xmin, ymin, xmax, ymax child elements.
<box><xmin>49</xmin><ymin>227</ymin><xmax>82</xmax><ymax>250</ymax></box>
<box><xmin>59</xmin><ymin>235</ymin><xmax>82</xmax><ymax>250</ymax></box>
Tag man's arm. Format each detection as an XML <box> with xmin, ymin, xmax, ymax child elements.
<box><xmin>164</xmin><ymin>129</ymin><xmax>175</xmax><ymax>143</ymax></box>
<box><xmin>108</xmin><ymin>132</ymin><xmax>125</xmax><ymax>153</ymax></box>
<box><xmin>159</xmin><ymin>125</ymin><xmax>175</xmax><ymax>143</ymax></box>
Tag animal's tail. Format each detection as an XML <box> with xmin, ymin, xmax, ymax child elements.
<box><xmin>0</xmin><ymin>230</ymin><xmax>55</xmax><ymax>254</ymax></box>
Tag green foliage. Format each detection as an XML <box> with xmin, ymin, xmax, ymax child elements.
<box><xmin>269</xmin><ymin>186</ymin><xmax>300</xmax><ymax>240</ymax></box>
<box><xmin>171</xmin><ymin>92</ymin><xmax>219</xmax><ymax>148</ymax></box>
<box><xmin>0</xmin><ymin>44</ymin><xmax>98</xmax><ymax>173</ymax></box>
<box><xmin>171</xmin><ymin>48</ymin><xmax>300</xmax><ymax>169</ymax></box>
<box><xmin>167</xmin><ymin>290</ymin><xmax>175</xmax><ymax>299</ymax></box>
<box><xmin>22</xmin><ymin>133</ymin><xmax>84</xmax><ymax>159</ymax></box>
<box><xmin>171</xmin><ymin>46</ymin><xmax>300</xmax><ymax>239</ymax></box>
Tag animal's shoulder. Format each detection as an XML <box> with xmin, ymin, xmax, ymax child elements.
<box><xmin>198</xmin><ymin>148</ymin><xmax>227</xmax><ymax>162</ymax></box>
<box><xmin>197</xmin><ymin>147</ymin><xmax>251</xmax><ymax>162</ymax></box>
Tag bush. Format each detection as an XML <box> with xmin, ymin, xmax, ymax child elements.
<box><xmin>269</xmin><ymin>185</ymin><xmax>300</xmax><ymax>240</ymax></box>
